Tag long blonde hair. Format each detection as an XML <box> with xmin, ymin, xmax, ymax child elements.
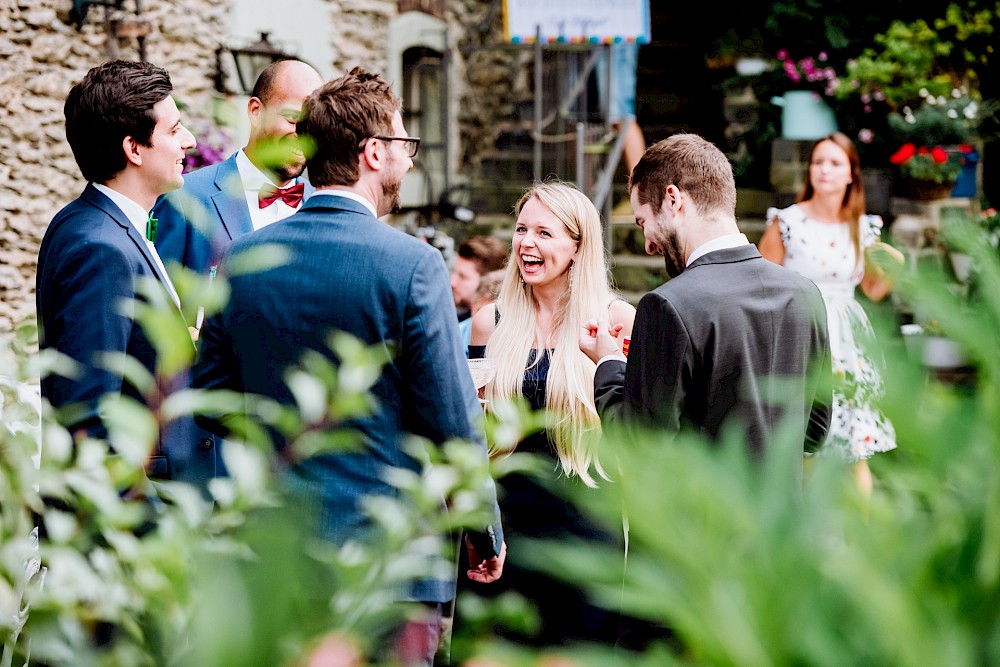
<box><xmin>484</xmin><ymin>181</ymin><xmax>616</xmax><ymax>487</ymax></box>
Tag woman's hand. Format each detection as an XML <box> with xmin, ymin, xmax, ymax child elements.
<box><xmin>861</xmin><ymin>241</ymin><xmax>905</xmax><ymax>302</ymax></box>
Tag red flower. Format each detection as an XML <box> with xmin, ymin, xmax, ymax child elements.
<box><xmin>930</xmin><ymin>146</ymin><xmax>948</xmax><ymax>163</ymax></box>
<box><xmin>890</xmin><ymin>143</ymin><xmax>916</xmax><ymax>164</ymax></box>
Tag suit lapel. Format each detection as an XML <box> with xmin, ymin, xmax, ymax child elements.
<box><xmin>212</xmin><ymin>157</ymin><xmax>254</xmax><ymax>239</ymax></box>
<box><xmin>82</xmin><ymin>185</ymin><xmax>183</xmax><ymax>315</ymax></box>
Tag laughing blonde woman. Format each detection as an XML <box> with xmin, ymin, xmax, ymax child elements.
<box><xmin>457</xmin><ymin>180</ymin><xmax>635</xmax><ymax>648</ymax></box>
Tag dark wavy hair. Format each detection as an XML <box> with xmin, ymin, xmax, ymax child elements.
<box><xmin>64</xmin><ymin>60</ymin><xmax>173</xmax><ymax>184</ymax></box>
<box><xmin>297</xmin><ymin>66</ymin><xmax>400</xmax><ymax>188</ymax></box>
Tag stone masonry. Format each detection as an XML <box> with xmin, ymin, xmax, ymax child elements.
<box><xmin>0</xmin><ymin>0</ymin><xmax>231</xmax><ymax>335</ymax></box>
<box><xmin>0</xmin><ymin>0</ymin><xmax>520</xmax><ymax>338</ymax></box>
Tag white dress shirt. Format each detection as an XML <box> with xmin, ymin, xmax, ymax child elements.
<box><xmin>93</xmin><ymin>183</ymin><xmax>180</xmax><ymax>308</ymax></box>
<box><xmin>236</xmin><ymin>149</ymin><xmax>303</xmax><ymax>230</ymax></box>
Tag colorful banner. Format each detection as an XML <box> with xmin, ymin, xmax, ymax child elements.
<box><xmin>503</xmin><ymin>0</ymin><xmax>651</xmax><ymax>43</ymax></box>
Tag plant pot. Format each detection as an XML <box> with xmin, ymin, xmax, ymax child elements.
<box><xmin>921</xmin><ymin>335</ymin><xmax>968</xmax><ymax>369</ymax></box>
<box><xmin>906</xmin><ymin>178</ymin><xmax>956</xmax><ymax>200</ymax></box>
<box><xmin>949</xmin><ymin>251</ymin><xmax>973</xmax><ymax>282</ymax></box>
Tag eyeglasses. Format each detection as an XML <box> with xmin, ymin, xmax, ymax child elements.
<box><xmin>358</xmin><ymin>136</ymin><xmax>421</xmax><ymax>158</ymax></box>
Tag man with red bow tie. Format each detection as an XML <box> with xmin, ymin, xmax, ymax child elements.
<box><xmin>153</xmin><ymin>59</ymin><xmax>324</xmax><ymax>275</ymax></box>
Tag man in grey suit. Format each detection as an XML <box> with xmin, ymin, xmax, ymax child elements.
<box><xmin>154</xmin><ymin>59</ymin><xmax>324</xmax><ymax>275</ymax></box>
<box><xmin>192</xmin><ymin>67</ymin><xmax>505</xmax><ymax>666</ymax></box>
<box><xmin>580</xmin><ymin>133</ymin><xmax>830</xmax><ymax>458</ymax></box>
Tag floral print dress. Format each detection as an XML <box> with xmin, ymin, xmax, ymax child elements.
<box><xmin>766</xmin><ymin>204</ymin><xmax>896</xmax><ymax>461</ymax></box>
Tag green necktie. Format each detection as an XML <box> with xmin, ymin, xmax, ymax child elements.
<box><xmin>146</xmin><ymin>214</ymin><xmax>157</xmax><ymax>243</ymax></box>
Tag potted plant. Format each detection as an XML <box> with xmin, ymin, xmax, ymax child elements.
<box><xmin>889</xmin><ymin>143</ymin><xmax>967</xmax><ymax>199</ymax></box>
<box><xmin>835</xmin><ymin>9</ymin><xmax>1000</xmax><ymax>197</ymax></box>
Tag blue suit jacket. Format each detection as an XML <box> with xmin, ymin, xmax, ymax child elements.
<box><xmin>36</xmin><ymin>184</ymin><xmax>223</xmax><ymax>484</ymax></box>
<box><xmin>153</xmin><ymin>153</ymin><xmax>315</xmax><ymax>274</ymax></box>
<box><xmin>192</xmin><ymin>194</ymin><xmax>504</xmax><ymax>602</ymax></box>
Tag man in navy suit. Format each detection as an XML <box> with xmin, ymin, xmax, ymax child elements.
<box><xmin>153</xmin><ymin>59</ymin><xmax>324</xmax><ymax>275</ymax></box>
<box><xmin>36</xmin><ymin>60</ymin><xmax>222</xmax><ymax>483</ymax></box>
<box><xmin>192</xmin><ymin>67</ymin><xmax>506</xmax><ymax>665</ymax></box>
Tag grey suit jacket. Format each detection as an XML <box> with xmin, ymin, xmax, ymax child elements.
<box><xmin>192</xmin><ymin>194</ymin><xmax>504</xmax><ymax>602</ymax></box>
<box><xmin>595</xmin><ymin>244</ymin><xmax>831</xmax><ymax>458</ymax></box>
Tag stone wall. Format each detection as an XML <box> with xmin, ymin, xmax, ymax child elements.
<box><xmin>0</xmin><ymin>0</ymin><xmax>522</xmax><ymax>337</ymax></box>
<box><xmin>449</xmin><ymin>0</ymin><xmax>529</xmax><ymax>170</ymax></box>
<box><xmin>0</xmin><ymin>0</ymin><xmax>230</xmax><ymax>334</ymax></box>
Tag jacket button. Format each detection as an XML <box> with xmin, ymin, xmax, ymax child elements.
<box><xmin>199</xmin><ymin>437</ymin><xmax>214</xmax><ymax>451</ymax></box>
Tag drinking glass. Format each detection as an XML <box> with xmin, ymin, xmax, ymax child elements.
<box><xmin>467</xmin><ymin>358</ymin><xmax>496</xmax><ymax>405</ymax></box>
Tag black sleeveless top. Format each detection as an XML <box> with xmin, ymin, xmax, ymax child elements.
<box><xmin>468</xmin><ymin>305</ymin><xmax>551</xmax><ymax>412</ymax></box>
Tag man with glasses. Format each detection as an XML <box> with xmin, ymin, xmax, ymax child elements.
<box><xmin>192</xmin><ymin>67</ymin><xmax>505</xmax><ymax>666</ymax></box>
<box><xmin>153</xmin><ymin>58</ymin><xmax>325</xmax><ymax>275</ymax></box>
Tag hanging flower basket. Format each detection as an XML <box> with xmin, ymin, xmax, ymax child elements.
<box><xmin>906</xmin><ymin>178</ymin><xmax>956</xmax><ymax>200</ymax></box>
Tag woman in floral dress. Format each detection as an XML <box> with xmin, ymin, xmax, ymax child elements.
<box><xmin>758</xmin><ymin>132</ymin><xmax>904</xmax><ymax>494</ymax></box>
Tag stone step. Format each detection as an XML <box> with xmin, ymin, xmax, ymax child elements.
<box><xmin>609</xmin><ymin>254</ymin><xmax>666</xmax><ymax>294</ymax></box>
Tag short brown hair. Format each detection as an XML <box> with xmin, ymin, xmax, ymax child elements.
<box><xmin>457</xmin><ymin>236</ymin><xmax>507</xmax><ymax>276</ymax></box>
<box><xmin>629</xmin><ymin>133</ymin><xmax>736</xmax><ymax>218</ymax></box>
<box><xmin>65</xmin><ymin>60</ymin><xmax>173</xmax><ymax>184</ymax></box>
<box><xmin>297</xmin><ymin>66</ymin><xmax>400</xmax><ymax>188</ymax></box>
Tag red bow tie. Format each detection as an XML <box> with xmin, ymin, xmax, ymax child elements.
<box><xmin>258</xmin><ymin>182</ymin><xmax>305</xmax><ymax>209</ymax></box>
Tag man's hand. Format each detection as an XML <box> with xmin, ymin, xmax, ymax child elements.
<box><xmin>579</xmin><ymin>318</ymin><xmax>624</xmax><ymax>364</ymax></box>
<box><xmin>465</xmin><ymin>536</ymin><xmax>506</xmax><ymax>584</ymax></box>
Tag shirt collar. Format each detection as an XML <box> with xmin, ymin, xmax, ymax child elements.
<box><xmin>311</xmin><ymin>188</ymin><xmax>379</xmax><ymax>218</ymax></box>
<box><xmin>92</xmin><ymin>183</ymin><xmax>149</xmax><ymax>238</ymax></box>
<box><xmin>235</xmin><ymin>148</ymin><xmax>292</xmax><ymax>192</ymax></box>
<box><xmin>686</xmin><ymin>232</ymin><xmax>750</xmax><ymax>266</ymax></box>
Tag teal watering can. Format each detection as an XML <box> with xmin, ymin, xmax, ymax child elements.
<box><xmin>771</xmin><ymin>91</ymin><xmax>838</xmax><ymax>140</ymax></box>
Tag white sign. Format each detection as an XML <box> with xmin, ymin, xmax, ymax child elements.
<box><xmin>503</xmin><ymin>0</ymin><xmax>650</xmax><ymax>43</ymax></box>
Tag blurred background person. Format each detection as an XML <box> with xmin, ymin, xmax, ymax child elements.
<box><xmin>452</xmin><ymin>234</ymin><xmax>507</xmax><ymax>324</ymax></box>
<box><xmin>460</xmin><ymin>268</ymin><xmax>504</xmax><ymax>356</ymax></box>
<box><xmin>457</xmin><ymin>181</ymin><xmax>635</xmax><ymax>648</ymax></box>
<box><xmin>596</xmin><ymin>41</ymin><xmax>646</xmax><ymax>175</ymax></box>
<box><xmin>154</xmin><ymin>59</ymin><xmax>324</xmax><ymax>275</ymax></box>
<box><xmin>758</xmin><ymin>131</ymin><xmax>904</xmax><ymax>495</ymax></box>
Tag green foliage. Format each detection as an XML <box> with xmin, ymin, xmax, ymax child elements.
<box><xmin>888</xmin><ymin>94</ymin><xmax>979</xmax><ymax>145</ymax></box>
<box><xmin>840</xmin><ymin>19</ymin><xmax>957</xmax><ymax>111</ymax></box>
<box><xmin>0</xmin><ymin>261</ymin><xmax>512</xmax><ymax>665</ymax></box>
<box><xmin>10</xmin><ymin>206</ymin><xmax>1000</xmax><ymax>664</ymax></box>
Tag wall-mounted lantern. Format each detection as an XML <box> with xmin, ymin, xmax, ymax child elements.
<box><xmin>214</xmin><ymin>32</ymin><xmax>292</xmax><ymax>97</ymax></box>
<box><xmin>68</xmin><ymin>0</ymin><xmax>151</xmax><ymax>60</ymax></box>
<box><xmin>69</xmin><ymin>0</ymin><xmax>125</xmax><ymax>29</ymax></box>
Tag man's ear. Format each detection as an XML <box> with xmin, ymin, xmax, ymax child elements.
<box><xmin>359</xmin><ymin>138</ymin><xmax>383</xmax><ymax>172</ymax></box>
<box><xmin>122</xmin><ymin>136</ymin><xmax>142</xmax><ymax>167</ymax></box>
<box><xmin>664</xmin><ymin>184</ymin><xmax>682</xmax><ymax>212</ymax></box>
<box><xmin>247</xmin><ymin>97</ymin><xmax>263</xmax><ymax>126</ymax></box>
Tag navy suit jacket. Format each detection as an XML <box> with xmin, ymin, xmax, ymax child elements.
<box><xmin>192</xmin><ymin>194</ymin><xmax>504</xmax><ymax>603</ymax></box>
<box><xmin>595</xmin><ymin>245</ymin><xmax>831</xmax><ymax>465</ymax></box>
<box><xmin>36</xmin><ymin>184</ymin><xmax>222</xmax><ymax>483</ymax></box>
<box><xmin>153</xmin><ymin>153</ymin><xmax>314</xmax><ymax>274</ymax></box>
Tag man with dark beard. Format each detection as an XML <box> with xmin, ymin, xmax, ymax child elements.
<box><xmin>580</xmin><ymin>133</ymin><xmax>831</xmax><ymax>461</ymax></box>
<box><xmin>153</xmin><ymin>59</ymin><xmax>324</xmax><ymax>274</ymax></box>
<box><xmin>192</xmin><ymin>67</ymin><xmax>505</xmax><ymax>667</ymax></box>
